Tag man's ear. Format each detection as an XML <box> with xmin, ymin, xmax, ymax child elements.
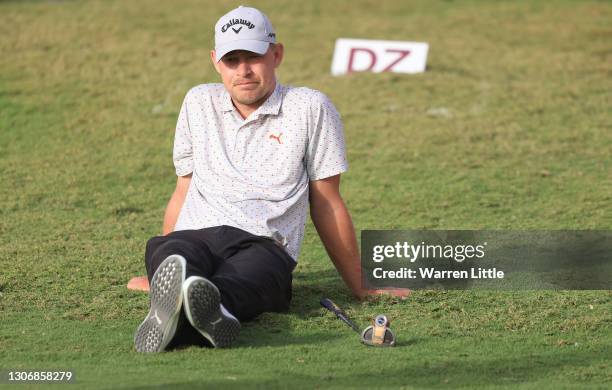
<box><xmin>210</xmin><ymin>50</ymin><xmax>221</xmax><ymax>74</ymax></box>
<box><xmin>272</xmin><ymin>43</ymin><xmax>284</xmax><ymax>68</ymax></box>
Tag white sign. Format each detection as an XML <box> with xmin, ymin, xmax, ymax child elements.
<box><xmin>331</xmin><ymin>38</ymin><xmax>428</xmax><ymax>76</ymax></box>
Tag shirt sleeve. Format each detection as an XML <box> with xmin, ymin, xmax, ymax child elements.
<box><xmin>172</xmin><ymin>92</ymin><xmax>194</xmax><ymax>177</ymax></box>
<box><xmin>305</xmin><ymin>91</ymin><xmax>349</xmax><ymax>181</ymax></box>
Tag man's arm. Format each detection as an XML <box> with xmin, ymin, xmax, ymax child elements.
<box><xmin>309</xmin><ymin>175</ymin><xmax>410</xmax><ymax>300</ymax></box>
<box><xmin>162</xmin><ymin>174</ymin><xmax>192</xmax><ymax>235</ymax></box>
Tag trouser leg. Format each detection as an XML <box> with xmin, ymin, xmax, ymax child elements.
<box><xmin>211</xmin><ymin>226</ymin><xmax>295</xmax><ymax>322</ymax></box>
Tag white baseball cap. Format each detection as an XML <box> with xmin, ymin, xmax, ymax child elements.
<box><xmin>214</xmin><ymin>6</ymin><xmax>276</xmax><ymax>62</ymax></box>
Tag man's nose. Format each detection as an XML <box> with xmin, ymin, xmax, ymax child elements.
<box><xmin>236</xmin><ymin>59</ymin><xmax>252</xmax><ymax>76</ymax></box>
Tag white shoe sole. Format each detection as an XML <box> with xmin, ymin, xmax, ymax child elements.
<box><xmin>182</xmin><ymin>276</ymin><xmax>241</xmax><ymax>348</ymax></box>
<box><xmin>134</xmin><ymin>255</ymin><xmax>186</xmax><ymax>353</ymax></box>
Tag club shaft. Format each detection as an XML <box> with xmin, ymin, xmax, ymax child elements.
<box><xmin>320</xmin><ymin>298</ymin><xmax>360</xmax><ymax>333</ymax></box>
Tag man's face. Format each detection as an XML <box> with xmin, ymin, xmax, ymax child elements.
<box><xmin>211</xmin><ymin>44</ymin><xmax>284</xmax><ymax>109</ymax></box>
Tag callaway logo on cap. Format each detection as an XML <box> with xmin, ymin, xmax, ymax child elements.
<box><xmin>214</xmin><ymin>6</ymin><xmax>276</xmax><ymax>62</ymax></box>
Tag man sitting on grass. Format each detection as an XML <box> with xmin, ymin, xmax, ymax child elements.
<box><xmin>131</xmin><ymin>6</ymin><xmax>407</xmax><ymax>353</ymax></box>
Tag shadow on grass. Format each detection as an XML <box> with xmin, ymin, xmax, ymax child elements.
<box><xmin>290</xmin><ymin>268</ymin><xmax>359</xmax><ymax>318</ymax></box>
<box><xmin>168</xmin><ymin>327</ymin><xmax>339</xmax><ymax>350</ymax></box>
<box><xmin>236</xmin><ymin>327</ymin><xmax>338</xmax><ymax>348</ymax></box>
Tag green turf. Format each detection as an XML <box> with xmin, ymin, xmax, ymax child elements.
<box><xmin>0</xmin><ymin>0</ymin><xmax>610</xmax><ymax>388</ymax></box>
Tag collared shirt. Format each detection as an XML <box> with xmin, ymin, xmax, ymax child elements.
<box><xmin>172</xmin><ymin>82</ymin><xmax>348</xmax><ymax>261</ymax></box>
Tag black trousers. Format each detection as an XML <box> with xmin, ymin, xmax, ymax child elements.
<box><xmin>144</xmin><ymin>225</ymin><xmax>295</xmax><ymax>322</ymax></box>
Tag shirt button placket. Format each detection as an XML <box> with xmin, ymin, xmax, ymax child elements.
<box><xmin>230</xmin><ymin>124</ymin><xmax>238</xmax><ymax>163</ymax></box>
<box><xmin>239</xmin><ymin>124</ymin><xmax>249</xmax><ymax>164</ymax></box>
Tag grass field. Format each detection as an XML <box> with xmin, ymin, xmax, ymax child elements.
<box><xmin>1</xmin><ymin>0</ymin><xmax>610</xmax><ymax>388</ymax></box>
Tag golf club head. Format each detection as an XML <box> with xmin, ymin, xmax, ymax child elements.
<box><xmin>360</xmin><ymin>315</ymin><xmax>396</xmax><ymax>347</ymax></box>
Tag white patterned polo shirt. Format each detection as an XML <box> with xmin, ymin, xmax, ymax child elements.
<box><xmin>172</xmin><ymin>82</ymin><xmax>348</xmax><ymax>261</ymax></box>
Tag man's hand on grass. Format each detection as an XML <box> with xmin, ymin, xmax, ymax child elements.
<box><xmin>359</xmin><ymin>288</ymin><xmax>411</xmax><ymax>300</ymax></box>
<box><xmin>127</xmin><ymin>276</ymin><xmax>150</xmax><ymax>292</ymax></box>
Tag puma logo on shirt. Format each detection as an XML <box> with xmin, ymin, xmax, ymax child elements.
<box><xmin>269</xmin><ymin>132</ymin><xmax>283</xmax><ymax>144</ymax></box>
